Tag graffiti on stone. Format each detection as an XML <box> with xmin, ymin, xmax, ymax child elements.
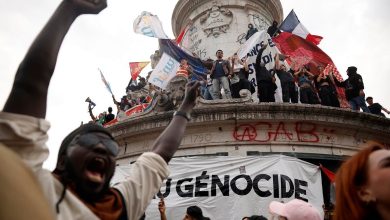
<box><xmin>236</xmin><ymin>33</ymin><xmax>247</xmax><ymax>45</ymax></box>
<box><xmin>232</xmin><ymin>121</ymin><xmax>337</xmax><ymax>143</ymax></box>
<box><xmin>248</xmin><ymin>14</ymin><xmax>270</xmax><ymax>31</ymax></box>
<box><xmin>195</xmin><ymin>48</ymin><xmax>207</xmax><ymax>59</ymax></box>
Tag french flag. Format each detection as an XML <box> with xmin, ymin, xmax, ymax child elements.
<box><xmin>279</xmin><ymin>10</ymin><xmax>323</xmax><ymax>45</ymax></box>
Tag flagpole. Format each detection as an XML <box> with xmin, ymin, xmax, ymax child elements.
<box><xmin>98</xmin><ymin>68</ymin><xmax>113</xmax><ymax>96</ymax></box>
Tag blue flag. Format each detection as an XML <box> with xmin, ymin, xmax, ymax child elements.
<box><xmin>158</xmin><ymin>39</ymin><xmax>208</xmax><ymax>80</ymax></box>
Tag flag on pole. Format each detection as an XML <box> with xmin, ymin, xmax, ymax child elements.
<box><xmin>159</xmin><ymin>39</ymin><xmax>208</xmax><ymax>79</ymax></box>
<box><xmin>129</xmin><ymin>62</ymin><xmax>150</xmax><ymax>80</ymax></box>
<box><xmin>279</xmin><ymin>10</ymin><xmax>323</xmax><ymax>45</ymax></box>
<box><xmin>319</xmin><ymin>164</ymin><xmax>335</xmax><ymax>182</ymax></box>
<box><xmin>133</xmin><ymin>11</ymin><xmax>170</xmax><ymax>39</ymax></box>
<box><xmin>99</xmin><ymin>68</ymin><xmax>113</xmax><ymax>95</ymax></box>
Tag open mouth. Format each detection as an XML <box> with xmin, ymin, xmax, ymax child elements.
<box><xmin>85</xmin><ymin>157</ymin><xmax>106</xmax><ymax>183</ymax></box>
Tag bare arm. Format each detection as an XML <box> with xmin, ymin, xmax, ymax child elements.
<box><xmin>382</xmin><ymin>107</ymin><xmax>390</xmax><ymax>114</ymax></box>
<box><xmin>305</xmin><ymin>69</ymin><xmax>316</xmax><ymax>79</ymax></box>
<box><xmin>275</xmin><ymin>53</ymin><xmax>280</xmax><ymax>70</ymax></box>
<box><xmin>2</xmin><ymin>0</ymin><xmax>107</xmax><ymax>118</ymax></box>
<box><xmin>255</xmin><ymin>41</ymin><xmax>268</xmax><ymax>70</ymax></box>
<box><xmin>152</xmin><ymin>81</ymin><xmax>201</xmax><ymax>163</ymax></box>
<box><xmin>158</xmin><ymin>198</ymin><xmax>167</xmax><ymax>220</ymax></box>
<box><xmin>243</xmin><ymin>57</ymin><xmax>249</xmax><ymax>72</ymax></box>
<box><xmin>294</xmin><ymin>68</ymin><xmax>302</xmax><ymax>77</ymax></box>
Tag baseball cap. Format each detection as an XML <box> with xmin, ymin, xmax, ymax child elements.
<box><xmin>269</xmin><ymin>199</ymin><xmax>321</xmax><ymax>220</ymax></box>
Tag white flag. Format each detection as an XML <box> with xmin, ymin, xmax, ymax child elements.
<box><xmin>148</xmin><ymin>53</ymin><xmax>180</xmax><ymax>89</ymax></box>
<box><xmin>237</xmin><ymin>31</ymin><xmax>283</xmax><ymax>102</ymax></box>
<box><xmin>133</xmin><ymin>11</ymin><xmax>170</xmax><ymax>39</ymax></box>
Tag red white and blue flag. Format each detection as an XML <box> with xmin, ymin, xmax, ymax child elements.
<box><xmin>279</xmin><ymin>10</ymin><xmax>323</xmax><ymax>45</ymax></box>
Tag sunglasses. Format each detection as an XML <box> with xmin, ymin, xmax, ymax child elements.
<box><xmin>71</xmin><ymin>133</ymin><xmax>119</xmax><ymax>156</ymax></box>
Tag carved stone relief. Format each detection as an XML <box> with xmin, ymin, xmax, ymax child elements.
<box><xmin>199</xmin><ymin>1</ymin><xmax>233</xmax><ymax>38</ymax></box>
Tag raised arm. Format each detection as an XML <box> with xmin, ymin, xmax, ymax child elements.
<box><xmin>243</xmin><ymin>57</ymin><xmax>249</xmax><ymax>72</ymax></box>
<box><xmin>330</xmin><ymin>72</ymin><xmax>345</xmax><ymax>87</ymax></box>
<box><xmin>382</xmin><ymin>106</ymin><xmax>390</xmax><ymax>114</ymax></box>
<box><xmin>275</xmin><ymin>53</ymin><xmax>280</xmax><ymax>70</ymax></box>
<box><xmin>305</xmin><ymin>69</ymin><xmax>316</xmax><ymax>80</ymax></box>
<box><xmin>152</xmin><ymin>81</ymin><xmax>200</xmax><ymax>163</ymax></box>
<box><xmin>255</xmin><ymin>41</ymin><xmax>268</xmax><ymax>70</ymax></box>
<box><xmin>2</xmin><ymin>0</ymin><xmax>107</xmax><ymax>118</ymax></box>
<box><xmin>294</xmin><ymin>67</ymin><xmax>302</xmax><ymax>77</ymax></box>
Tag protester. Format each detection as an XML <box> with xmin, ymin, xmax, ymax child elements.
<box><xmin>210</xmin><ymin>49</ymin><xmax>232</xmax><ymax>99</ymax></box>
<box><xmin>255</xmin><ymin>41</ymin><xmax>276</xmax><ymax>102</ymax></box>
<box><xmin>334</xmin><ymin>141</ymin><xmax>389</xmax><ymax>220</ymax></box>
<box><xmin>242</xmin><ymin>215</ymin><xmax>267</xmax><ymax>220</ymax></box>
<box><xmin>0</xmin><ymin>1</ymin><xmax>200</xmax><ymax>220</ymax></box>
<box><xmin>366</xmin><ymin>97</ymin><xmax>390</xmax><ymax>117</ymax></box>
<box><xmin>201</xmin><ymin>74</ymin><xmax>213</xmax><ymax>100</ymax></box>
<box><xmin>183</xmin><ymin>206</ymin><xmax>210</xmax><ymax>220</ymax></box>
<box><xmin>269</xmin><ymin>199</ymin><xmax>322</xmax><ymax>220</ymax></box>
<box><xmin>294</xmin><ymin>66</ymin><xmax>320</xmax><ymax>104</ymax></box>
<box><xmin>229</xmin><ymin>55</ymin><xmax>241</xmax><ymax>98</ymax></box>
<box><xmin>245</xmin><ymin>23</ymin><xmax>258</xmax><ymax>40</ymax></box>
<box><xmin>331</xmin><ymin>66</ymin><xmax>370</xmax><ymax>112</ymax></box>
<box><xmin>230</xmin><ymin>53</ymin><xmax>251</xmax><ymax>98</ymax></box>
<box><xmin>177</xmin><ymin>58</ymin><xmax>192</xmax><ymax>78</ymax></box>
<box><xmin>104</xmin><ymin>107</ymin><xmax>115</xmax><ymax>123</ymax></box>
<box><xmin>315</xmin><ymin>65</ymin><xmax>340</xmax><ymax>107</ymax></box>
<box><xmin>275</xmin><ymin>53</ymin><xmax>298</xmax><ymax>103</ymax></box>
<box><xmin>267</xmin><ymin>20</ymin><xmax>281</xmax><ymax>37</ymax></box>
<box><xmin>88</xmin><ymin>103</ymin><xmax>106</xmax><ymax>125</ymax></box>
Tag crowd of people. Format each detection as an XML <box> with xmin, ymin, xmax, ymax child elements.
<box><xmin>155</xmin><ymin>197</ymin><xmax>321</xmax><ymax>220</ymax></box>
<box><xmin>87</xmin><ymin>19</ymin><xmax>388</xmax><ymax>127</ymax></box>
<box><xmin>1</xmin><ymin>1</ymin><xmax>390</xmax><ymax>220</ymax></box>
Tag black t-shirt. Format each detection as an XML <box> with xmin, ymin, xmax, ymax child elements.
<box><xmin>276</xmin><ymin>69</ymin><xmax>294</xmax><ymax>84</ymax></box>
<box><xmin>105</xmin><ymin>113</ymin><xmax>115</xmax><ymax>123</ymax></box>
<box><xmin>368</xmin><ymin>103</ymin><xmax>382</xmax><ymax>115</ymax></box>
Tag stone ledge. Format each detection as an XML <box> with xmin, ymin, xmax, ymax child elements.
<box><xmin>108</xmin><ymin>102</ymin><xmax>390</xmax><ymax>139</ymax></box>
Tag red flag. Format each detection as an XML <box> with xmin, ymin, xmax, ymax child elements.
<box><xmin>273</xmin><ymin>32</ymin><xmax>348</xmax><ymax>107</ymax></box>
<box><xmin>320</xmin><ymin>164</ymin><xmax>335</xmax><ymax>182</ymax></box>
<box><xmin>129</xmin><ymin>62</ymin><xmax>149</xmax><ymax>80</ymax></box>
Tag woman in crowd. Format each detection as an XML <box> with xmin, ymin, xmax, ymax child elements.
<box><xmin>230</xmin><ymin>53</ymin><xmax>250</xmax><ymax>98</ymax></box>
<box><xmin>315</xmin><ymin>65</ymin><xmax>340</xmax><ymax>107</ymax></box>
<box><xmin>334</xmin><ymin>141</ymin><xmax>390</xmax><ymax>220</ymax></box>
<box><xmin>294</xmin><ymin>66</ymin><xmax>320</xmax><ymax>104</ymax></box>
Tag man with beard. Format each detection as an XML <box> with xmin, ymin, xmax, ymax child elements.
<box><xmin>0</xmin><ymin>0</ymin><xmax>200</xmax><ymax>219</ymax></box>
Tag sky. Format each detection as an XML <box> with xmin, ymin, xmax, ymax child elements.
<box><xmin>1</xmin><ymin>0</ymin><xmax>389</xmax><ymax>170</ymax></box>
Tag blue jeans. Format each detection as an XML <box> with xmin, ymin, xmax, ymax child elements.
<box><xmin>349</xmin><ymin>96</ymin><xmax>370</xmax><ymax>113</ymax></box>
<box><xmin>212</xmin><ymin>76</ymin><xmax>232</xmax><ymax>99</ymax></box>
<box><xmin>201</xmin><ymin>86</ymin><xmax>213</xmax><ymax>100</ymax></box>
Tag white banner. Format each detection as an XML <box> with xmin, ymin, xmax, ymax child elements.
<box><xmin>133</xmin><ymin>11</ymin><xmax>170</xmax><ymax>39</ymax></box>
<box><xmin>113</xmin><ymin>155</ymin><xmax>323</xmax><ymax>220</ymax></box>
<box><xmin>148</xmin><ymin>53</ymin><xmax>180</xmax><ymax>89</ymax></box>
<box><xmin>237</xmin><ymin>31</ymin><xmax>283</xmax><ymax>102</ymax></box>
